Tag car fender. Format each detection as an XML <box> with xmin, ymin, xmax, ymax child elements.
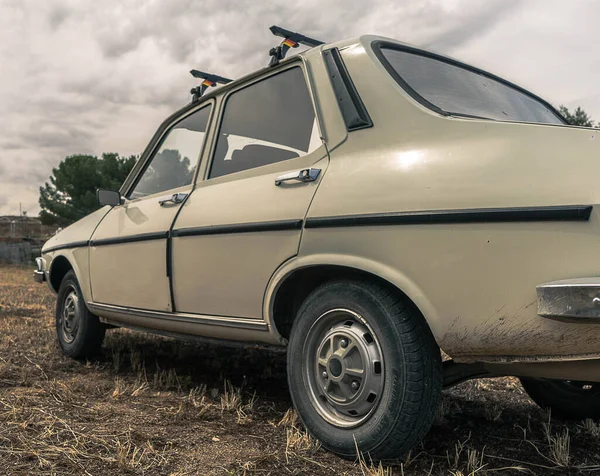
<box><xmin>263</xmin><ymin>252</ymin><xmax>443</xmax><ymax>344</ymax></box>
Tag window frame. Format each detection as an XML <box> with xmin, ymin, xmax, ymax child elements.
<box><xmin>371</xmin><ymin>40</ymin><xmax>567</xmax><ymax>125</ymax></box>
<box><xmin>123</xmin><ymin>100</ymin><xmax>216</xmax><ymax>200</ymax></box>
<box><xmin>202</xmin><ymin>59</ymin><xmax>325</xmax><ymax>183</ymax></box>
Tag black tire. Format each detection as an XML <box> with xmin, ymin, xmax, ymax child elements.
<box><xmin>287</xmin><ymin>279</ymin><xmax>442</xmax><ymax>461</ymax></box>
<box><xmin>520</xmin><ymin>377</ymin><xmax>600</xmax><ymax>420</ymax></box>
<box><xmin>56</xmin><ymin>270</ymin><xmax>106</xmax><ymax>359</ymax></box>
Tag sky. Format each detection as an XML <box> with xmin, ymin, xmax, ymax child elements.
<box><xmin>1</xmin><ymin>0</ymin><xmax>599</xmax><ymax>216</ymax></box>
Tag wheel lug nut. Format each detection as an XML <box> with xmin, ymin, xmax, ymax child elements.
<box><xmin>340</xmin><ymin>338</ymin><xmax>348</xmax><ymax>348</ymax></box>
<box><xmin>322</xmin><ymin>371</ymin><xmax>328</xmax><ymax>379</ymax></box>
<box><xmin>351</xmin><ymin>381</ymin><xmax>360</xmax><ymax>391</ymax></box>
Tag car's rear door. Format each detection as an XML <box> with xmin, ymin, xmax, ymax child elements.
<box><xmin>170</xmin><ymin>64</ymin><xmax>328</xmax><ymax>318</ymax></box>
<box><xmin>89</xmin><ymin>103</ymin><xmax>213</xmax><ymax>311</ymax></box>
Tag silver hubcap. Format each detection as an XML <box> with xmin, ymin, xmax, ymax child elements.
<box><xmin>303</xmin><ymin>309</ymin><xmax>384</xmax><ymax>428</ymax></box>
<box><xmin>61</xmin><ymin>287</ymin><xmax>80</xmax><ymax>344</ymax></box>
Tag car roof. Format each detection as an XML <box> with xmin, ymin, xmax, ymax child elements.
<box><xmin>181</xmin><ymin>34</ymin><xmax>566</xmax><ymax>126</ymax></box>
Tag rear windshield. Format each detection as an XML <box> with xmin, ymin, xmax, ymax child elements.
<box><xmin>377</xmin><ymin>46</ymin><xmax>564</xmax><ymax>125</ymax></box>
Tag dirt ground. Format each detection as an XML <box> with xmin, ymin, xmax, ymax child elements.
<box><xmin>1</xmin><ymin>266</ymin><xmax>599</xmax><ymax>475</ymax></box>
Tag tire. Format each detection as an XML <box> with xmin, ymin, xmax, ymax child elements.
<box><xmin>287</xmin><ymin>279</ymin><xmax>442</xmax><ymax>461</ymax></box>
<box><xmin>520</xmin><ymin>377</ymin><xmax>600</xmax><ymax>420</ymax></box>
<box><xmin>56</xmin><ymin>270</ymin><xmax>106</xmax><ymax>359</ymax></box>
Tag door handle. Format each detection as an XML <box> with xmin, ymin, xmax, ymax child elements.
<box><xmin>274</xmin><ymin>168</ymin><xmax>321</xmax><ymax>186</ymax></box>
<box><xmin>159</xmin><ymin>193</ymin><xmax>188</xmax><ymax>206</ymax></box>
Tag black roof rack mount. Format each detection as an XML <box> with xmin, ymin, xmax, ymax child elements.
<box><xmin>190</xmin><ymin>70</ymin><xmax>233</xmax><ymax>101</ymax></box>
<box><xmin>268</xmin><ymin>25</ymin><xmax>324</xmax><ymax>67</ymax></box>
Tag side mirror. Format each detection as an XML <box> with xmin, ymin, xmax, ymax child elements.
<box><xmin>97</xmin><ymin>189</ymin><xmax>124</xmax><ymax>206</ymax></box>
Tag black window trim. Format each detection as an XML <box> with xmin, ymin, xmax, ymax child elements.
<box><xmin>323</xmin><ymin>47</ymin><xmax>372</xmax><ymax>131</ymax></box>
<box><xmin>123</xmin><ymin>100</ymin><xmax>216</xmax><ymax>199</ymax></box>
<box><xmin>371</xmin><ymin>40</ymin><xmax>567</xmax><ymax>126</ymax></box>
<box><xmin>204</xmin><ymin>59</ymin><xmax>323</xmax><ymax>182</ymax></box>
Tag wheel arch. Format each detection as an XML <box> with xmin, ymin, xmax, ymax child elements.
<box><xmin>264</xmin><ymin>254</ymin><xmax>443</xmax><ymax>344</ymax></box>
<box><xmin>47</xmin><ymin>250</ymin><xmax>92</xmax><ymax>303</ymax></box>
<box><xmin>48</xmin><ymin>254</ymin><xmax>74</xmax><ymax>293</ymax></box>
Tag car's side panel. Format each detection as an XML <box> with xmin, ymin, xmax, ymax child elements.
<box><xmin>170</xmin><ymin>57</ymin><xmax>345</xmax><ymax>319</ymax></box>
<box><xmin>89</xmin><ymin>184</ymin><xmax>192</xmax><ymax>311</ymax></box>
<box><xmin>42</xmin><ymin>206</ymin><xmax>112</xmax><ymax>300</ymax></box>
<box><xmin>171</xmin><ymin>154</ymin><xmax>329</xmax><ymax>318</ymax></box>
<box><xmin>43</xmin><ymin>247</ymin><xmax>91</xmax><ymax>300</ymax></box>
<box><xmin>299</xmin><ymin>41</ymin><xmax>600</xmax><ymax>361</ymax></box>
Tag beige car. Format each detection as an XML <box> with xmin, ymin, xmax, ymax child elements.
<box><xmin>35</xmin><ymin>32</ymin><xmax>600</xmax><ymax>460</ymax></box>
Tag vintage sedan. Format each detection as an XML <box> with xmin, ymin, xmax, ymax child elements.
<box><xmin>35</xmin><ymin>31</ymin><xmax>600</xmax><ymax>461</ymax></box>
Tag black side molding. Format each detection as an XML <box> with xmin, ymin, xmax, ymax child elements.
<box><xmin>305</xmin><ymin>205</ymin><xmax>593</xmax><ymax>229</ymax></box>
<box><xmin>173</xmin><ymin>219</ymin><xmax>303</xmax><ymax>238</ymax></box>
<box><xmin>43</xmin><ymin>240</ymin><xmax>90</xmax><ymax>253</ymax></box>
<box><xmin>323</xmin><ymin>48</ymin><xmax>372</xmax><ymax>131</ymax></box>
<box><xmin>90</xmin><ymin>231</ymin><xmax>168</xmax><ymax>247</ymax></box>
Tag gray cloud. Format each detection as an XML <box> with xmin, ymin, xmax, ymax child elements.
<box><xmin>0</xmin><ymin>0</ymin><xmax>599</xmax><ymax>216</ymax></box>
<box><xmin>422</xmin><ymin>0</ymin><xmax>522</xmax><ymax>51</ymax></box>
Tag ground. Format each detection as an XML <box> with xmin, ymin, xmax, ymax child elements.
<box><xmin>1</xmin><ymin>266</ymin><xmax>599</xmax><ymax>475</ymax></box>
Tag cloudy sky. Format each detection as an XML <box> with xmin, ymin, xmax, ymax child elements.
<box><xmin>1</xmin><ymin>0</ymin><xmax>599</xmax><ymax>216</ymax></box>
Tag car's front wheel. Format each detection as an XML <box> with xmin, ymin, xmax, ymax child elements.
<box><xmin>520</xmin><ymin>377</ymin><xmax>600</xmax><ymax>420</ymax></box>
<box><xmin>287</xmin><ymin>279</ymin><xmax>442</xmax><ymax>461</ymax></box>
<box><xmin>56</xmin><ymin>270</ymin><xmax>106</xmax><ymax>359</ymax></box>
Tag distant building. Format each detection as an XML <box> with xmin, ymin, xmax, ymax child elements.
<box><xmin>0</xmin><ymin>216</ymin><xmax>58</xmax><ymax>239</ymax></box>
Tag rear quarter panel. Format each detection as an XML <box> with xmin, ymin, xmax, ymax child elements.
<box><xmin>301</xmin><ymin>39</ymin><xmax>600</xmax><ymax>362</ymax></box>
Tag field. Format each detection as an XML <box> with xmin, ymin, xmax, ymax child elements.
<box><xmin>1</xmin><ymin>265</ymin><xmax>599</xmax><ymax>475</ymax></box>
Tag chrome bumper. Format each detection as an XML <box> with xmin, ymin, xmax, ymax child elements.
<box><xmin>33</xmin><ymin>257</ymin><xmax>46</xmax><ymax>284</ymax></box>
<box><xmin>537</xmin><ymin>278</ymin><xmax>600</xmax><ymax>321</ymax></box>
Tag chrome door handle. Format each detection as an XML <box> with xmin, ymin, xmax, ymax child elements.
<box><xmin>159</xmin><ymin>193</ymin><xmax>188</xmax><ymax>206</ymax></box>
<box><xmin>275</xmin><ymin>168</ymin><xmax>321</xmax><ymax>186</ymax></box>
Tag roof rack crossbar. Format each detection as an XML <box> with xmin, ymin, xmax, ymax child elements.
<box><xmin>190</xmin><ymin>70</ymin><xmax>233</xmax><ymax>101</ymax></box>
<box><xmin>268</xmin><ymin>25</ymin><xmax>324</xmax><ymax>67</ymax></box>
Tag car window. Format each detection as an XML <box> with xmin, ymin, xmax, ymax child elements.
<box><xmin>129</xmin><ymin>105</ymin><xmax>212</xmax><ymax>199</ymax></box>
<box><xmin>379</xmin><ymin>47</ymin><xmax>564</xmax><ymax>125</ymax></box>
<box><xmin>209</xmin><ymin>67</ymin><xmax>320</xmax><ymax>179</ymax></box>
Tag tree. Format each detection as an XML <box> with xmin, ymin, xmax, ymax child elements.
<box><xmin>39</xmin><ymin>153</ymin><xmax>136</xmax><ymax>226</ymax></box>
<box><xmin>558</xmin><ymin>105</ymin><xmax>597</xmax><ymax>127</ymax></box>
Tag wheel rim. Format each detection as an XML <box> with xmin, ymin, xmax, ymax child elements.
<box><xmin>60</xmin><ymin>286</ymin><xmax>81</xmax><ymax>344</ymax></box>
<box><xmin>303</xmin><ymin>308</ymin><xmax>385</xmax><ymax>428</ymax></box>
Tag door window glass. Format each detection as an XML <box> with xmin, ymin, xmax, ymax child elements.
<box><xmin>130</xmin><ymin>105</ymin><xmax>212</xmax><ymax>198</ymax></box>
<box><xmin>209</xmin><ymin>67</ymin><xmax>320</xmax><ymax>179</ymax></box>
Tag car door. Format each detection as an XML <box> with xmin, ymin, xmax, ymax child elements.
<box><xmin>89</xmin><ymin>103</ymin><xmax>213</xmax><ymax>311</ymax></box>
<box><xmin>171</xmin><ymin>65</ymin><xmax>327</xmax><ymax>319</ymax></box>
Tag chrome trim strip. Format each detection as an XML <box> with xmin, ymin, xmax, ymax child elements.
<box><xmin>537</xmin><ymin>278</ymin><xmax>600</xmax><ymax>322</ymax></box>
<box><xmin>98</xmin><ymin>318</ymin><xmax>285</xmax><ymax>350</ymax></box>
<box><xmin>305</xmin><ymin>205</ymin><xmax>593</xmax><ymax>229</ymax></box>
<box><xmin>88</xmin><ymin>302</ymin><xmax>269</xmax><ymax>331</ymax></box>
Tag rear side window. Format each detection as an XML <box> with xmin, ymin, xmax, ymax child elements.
<box><xmin>209</xmin><ymin>67</ymin><xmax>320</xmax><ymax>179</ymax></box>
<box><xmin>377</xmin><ymin>46</ymin><xmax>564</xmax><ymax>125</ymax></box>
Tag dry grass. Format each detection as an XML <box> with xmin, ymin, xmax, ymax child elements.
<box><xmin>1</xmin><ymin>265</ymin><xmax>599</xmax><ymax>475</ymax></box>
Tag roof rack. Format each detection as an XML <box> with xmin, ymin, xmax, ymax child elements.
<box><xmin>190</xmin><ymin>70</ymin><xmax>233</xmax><ymax>101</ymax></box>
<box><xmin>268</xmin><ymin>25</ymin><xmax>324</xmax><ymax>67</ymax></box>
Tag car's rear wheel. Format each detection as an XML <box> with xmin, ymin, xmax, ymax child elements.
<box><xmin>520</xmin><ymin>377</ymin><xmax>600</xmax><ymax>420</ymax></box>
<box><xmin>287</xmin><ymin>279</ymin><xmax>442</xmax><ymax>461</ymax></box>
<box><xmin>56</xmin><ymin>270</ymin><xmax>106</xmax><ymax>359</ymax></box>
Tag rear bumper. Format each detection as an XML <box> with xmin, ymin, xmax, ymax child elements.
<box><xmin>537</xmin><ymin>278</ymin><xmax>600</xmax><ymax>321</ymax></box>
<box><xmin>33</xmin><ymin>257</ymin><xmax>46</xmax><ymax>284</ymax></box>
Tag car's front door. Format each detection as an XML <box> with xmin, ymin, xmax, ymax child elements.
<box><xmin>89</xmin><ymin>103</ymin><xmax>213</xmax><ymax>311</ymax></box>
<box><xmin>171</xmin><ymin>65</ymin><xmax>328</xmax><ymax>318</ymax></box>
